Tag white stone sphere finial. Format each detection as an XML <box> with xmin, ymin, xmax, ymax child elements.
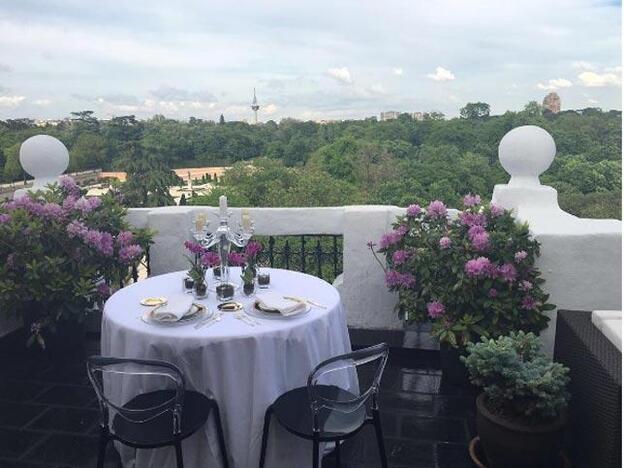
<box><xmin>19</xmin><ymin>135</ymin><xmax>69</xmax><ymax>191</ymax></box>
<box><xmin>498</xmin><ymin>125</ymin><xmax>556</xmax><ymax>187</ymax></box>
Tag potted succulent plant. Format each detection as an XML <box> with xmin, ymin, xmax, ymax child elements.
<box><xmin>241</xmin><ymin>266</ymin><xmax>255</xmax><ymax>296</ymax></box>
<box><xmin>370</xmin><ymin>195</ymin><xmax>554</xmax><ymax>384</ymax></box>
<box><xmin>0</xmin><ymin>176</ymin><xmax>152</xmax><ymax>356</ymax></box>
<box><xmin>462</xmin><ymin>331</ymin><xmax>570</xmax><ymax>468</ymax></box>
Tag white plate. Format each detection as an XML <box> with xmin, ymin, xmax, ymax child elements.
<box><xmin>140</xmin><ymin>297</ymin><xmax>168</xmax><ymax>306</ymax></box>
<box><xmin>141</xmin><ymin>303</ymin><xmax>212</xmax><ymax>326</ymax></box>
<box><xmin>247</xmin><ymin>303</ymin><xmax>311</xmax><ymax>320</ymax></box>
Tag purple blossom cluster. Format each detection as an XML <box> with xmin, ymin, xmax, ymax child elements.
<box><xmin>385</xmin><ymin>270</ymin><xmax>416</xmax><ymax>288</ymax></box>
<box><xmin>489</xmin><ymin>203</ymin><xmax>504</xmax><ymax>217</ymax></box>
<box><xmin>406</xmin><ymin>204</ymin><xmax>422</xmax><ymax>217</ymax></box>
<box><xmin>521</xmin><ymin>296</ymin><xmax>537</xmax><ymax>310</ymax></box>
<box><xmin>119</xmin><ymin>244</ymin><xmax>143</xmax><ymax>263</ymax></box>
<box><xmin>463</xmin><ymin>194</ymin><xmax>481</xmax><ymax>207</ymax></box>
<box><xmin>41</xmin><ymin>203</ymin><xmax>64</xmax><ymax>220</ymax></box>
<box><xmin>439</xmin><ymin>236</ymin><xmax>452</xmax><ymax>249</ymax></box>
<box><xmin>459</xmin><ymin>211</ymin><xmax>487</xmax><ymax>227</ymax></box>
<box><xmin>467</xmin><ymin>225</ymin><xmax>489</xmax><ymax>252</ymax></box>
<box><xmin>201</xmin><ymin>251</ymin><xmax>220</xmax><ymax>268</ymax></box>
<box><xmin>0</xmin><ymin>213</ymin><xmax>10</xmax><ymax>224</ymax></box>
<box><xmin>245</xmin><ymin>241</ymin><xmax>263</xmax><ymax>258</ymax></box>
<box><xmin>184</xmin><ymin>240</ymin><xmax>205</xmax><ymax>255</ymax></box>
<box><xmin>74</xmin><ymin>197</ymin><xmax>102</xmax><ymax>214</ymax></box>
<box><xmin>498</xmin><ymin>262</ymin><xmax>517</xmax><ymax>282</ymax></box>
<box><xmin>116</xmin><ymin>231</ymin><xmax>135</xmax><ymax>247</ymax></box>
<box><xmin>59</xmin><ymin>176</ymin><xmax>80</xmax><ymax>197</ymax></box>
<box><xmin>426</xmin><ymin>301</ymin><xmax>445</xmax><ymax>318</ymax></box>
<box><xmin>464</xmin><ymin>257</ymin><xmax>492</xmax><ymax>278</ymax></box>
<box><xmin>97</xmin><ymin>282</ymin><xmax>111</xmax><ymax>299</ymax></box>
<box><xmin>392</xmin><ymin>249</ymin><xmax>410</xmax><ymax>265</ymax></box>
<box><xmin>66</xmin><ymin>220</ymin><xmax>115</xmax><ymax>256</ymax></box>
<box><xmin>514</xmin><ymin>250</ymin><xmax>528</xmax><ymax>263</ymax></box>
<box><xmin>519</xmin><ymin>280</ymin><xmax>533</xmax><ymax>292</ymax></box>
<box><xmin>379</xmin><ymin>228</ymin><xmax>405</xmax><ymax>249</ymax></box>
<box><xmin>228</xmin><ymin>251</ymin><xmax>246</xmax><ymax>267</ymax></box>
<box><xmin>426</xmin><ymin>200</ymin><xmax>447</xmax><ymax>219</ymax></box>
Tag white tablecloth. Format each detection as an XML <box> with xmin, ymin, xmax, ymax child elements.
<box><xmin>101</xmin><ymin>268</ymin><xmax>356</xmax><ymax>468</ymax></box>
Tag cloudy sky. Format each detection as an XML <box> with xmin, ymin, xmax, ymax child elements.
<box><xmin>0</xmin><ymin>0</ymin><xmax>621</xmax><ymax>121</ymax></box>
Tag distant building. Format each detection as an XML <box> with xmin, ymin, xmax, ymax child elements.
<box><xmin>34</xmin><ymin>119</ymin><xmax>63</xmax><ymax>127</ymax></box>
<box><xmin>380</xmin><ymin>111</ymin><xmax>425</xmax><ymax>121</ymax></box>
<box><xmin>380</xmin><ymin>111</ymin><xmax>401</xmax><ymax>121</ymax></box>
<box><xmin>542</xmin><ymin>92</ymin><xmax>561</xmax><ymax>114</ymax></box>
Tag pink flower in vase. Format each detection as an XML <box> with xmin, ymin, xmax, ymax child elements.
<box><xmin>201</xmin><ymin>251</ymin><xmax>221</xmax><ymax>268</ymax></box>
<box><xmin>227</xmin><ymin>251</ymin><xmax>247</xmax><ymax>267</ymax></box>
<box><xmin>245</xmin><ymin>241</ymin><xmax>263</xmax><ymax>259</ymax></box>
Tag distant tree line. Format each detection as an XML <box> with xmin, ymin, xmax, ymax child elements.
<box><xmin>0</xmin><ymin>103</ymin><xmax>620</xmax><ymax>218</ymax></box>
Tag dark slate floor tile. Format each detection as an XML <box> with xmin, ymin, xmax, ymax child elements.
<box><xmin>0</xmin><ymin>428</ymin><xmax>44</xmax><ymax>458</ymax></box>
<box><xmin>379</xmin><ymin>391</ymin><xmax>435</xmax><ymax>416</ymax></box>
<box><xmin>0</xmin><ymin>358</ymin><xmax>52</xmax><ymax>381</ymax></box>
<box><xmin>34</xmin><ymin>385</ymin><xmax>96</xmax><ymax>407</ymax></box>
<box><xmin>0</xmin><ymin>401</ymin><xmax>45</xmax><ymax>429</ymax></box>
<box><xmin>435</xmin><ymin>442</ymin><xmax>473</xmax><ymax>468</ymax></box>
<box><xmin>40</xmin><ymin>363</ymin><xmax>90</xmax><ymax>385</ymax></box>
<box><xmin>433</xmin><ymin>395</ymin><xmax>476</xmax><ymax>419</ymax></box>
<box><xmin>0</xmin><ymin>380</ymin><xmax>47</xmax><ymax>403</ymax></box>
<box><xmin>28</xmin><ymin>407</ymin><xmax>98</xmax><ymax>434</ymax></box>
<box><xmin>25</xmin><ymin>433</ymin><xmax>98</xmax><ymax>465</ymax></box>
<box><xmin>400</xmin><ymin>415</ymin><xmax>468</xmax><ymax>444</ymax></box>
<box><xmin>0</xmin><ymin>460</ymin><xmax>57</xmax><ymax>468</ymax></box>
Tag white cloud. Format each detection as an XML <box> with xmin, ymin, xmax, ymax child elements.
<box><xmin>33</xmin><ymin>98</ymin><xmax>52</xmax><ymax>106</ymax></box>
<box><xmin>427</xmin><ymin>66</ymin><xmax>455</xmax><ymax>82</ymax></box>
<box><xmin>393</xmin><ymin>67</ymin><xmax>403</xmax><ymax>76</ymax></box>
<box><xmin>587</xmin><ymin>98</ymin><xmax>598</xmax><ymax>104</ymax></box>
<box><xmin>0</xmin><ymin>95</ymin><xmax>25</xmax><ymax>107</ymax></box>
<box><xmin>368</xmin><ymin>84</ymin><xmax>387</xmax><ymax>95</ymax></box>
<box><xmin>572</xmin><ymin>61</ymin><xmax>596</xmax><ymax>71</ymax></box>
<box><xmin>264</xmin><ymin>103</ymin><xmax>278</xmax><ymax>115</ymax></box>
<box><xmin>327</xmin><ymin>67</ymin><xmax>353</xmax><ymax>84</ymax></box>
<box><xmin>578</xmin><ymin>71</ymin><xmax>621</xmax><ymax>87</ymax></box>
<box><xmin>536</xmin><ymin>78</ymin><xmax>573</xmax><ymax>90</ymax></box>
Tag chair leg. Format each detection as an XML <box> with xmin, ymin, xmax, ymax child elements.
<box><xmin>96</xmin><ymin>429</ymin><xmax>108</xmax><ymax>468</ymax></box>
<box><xmin>335</xmin><ymin>440</ymin><xmax>341</xmax><ymax>467</ymax></box>
<box><xmin>212</xmin><ymin>404</ymin><xmax>230</xmax><ymax>468</ymax></box>
<box><xmin>312</xmin><ymin>435</ymin><xmax>320</xmax><ymax>468</ymax></box>
<box><xmin>372</xmin><ymin>410</ymin><xmax>388</xmax><ymax>468</ymax></box>
<box><xmin>259</xmin><ymin>407</ymin><xmax>272</xmax><ymax>468</ymax></box>
<box><xmin>174</xmin><ymin>439</ymin><xmax>184</xmax><ymax>468</ymax></box>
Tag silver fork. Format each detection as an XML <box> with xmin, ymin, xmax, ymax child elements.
<box><xmin>194</xmin><ymin>311</ymin><xmax>221</xmax><ymax>330</ymax></box>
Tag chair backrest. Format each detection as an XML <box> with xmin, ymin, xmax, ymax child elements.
<box><xmin>86</xmin><ymin>356</ymin><xmax>186</xmax><ymax>435</ymax></box>
<box><xmin>307</xmin><ymin>343</ymin><xmax>389</xmax><ymax>431</ymax></box>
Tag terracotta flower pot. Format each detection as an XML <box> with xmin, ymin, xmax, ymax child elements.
<box><xmin>476</xmin><ymin>393</ymin><xmax>566</xmax><ymax>468</ymax></box>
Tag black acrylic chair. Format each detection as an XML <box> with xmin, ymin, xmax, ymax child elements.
<box><xmin>258</xmin><ymin>343</ymin><xmax>390</xmax><ymax>468</ymax></box>
<box><xmin>86</xmin><ymin>356</ymin><xmax>229</xmax><ymax>468</ymax></box>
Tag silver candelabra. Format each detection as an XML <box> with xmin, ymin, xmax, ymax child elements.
<box><xmin>190</xmin><ymin>196</ymin><xmax>254</xmax><ymax>285</ymax></box>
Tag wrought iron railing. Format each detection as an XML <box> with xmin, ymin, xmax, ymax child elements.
<box><xmin>129</xmin><ymin>235</ymin><xmax>343</xmax><ymax>284</ymax></box>
<box><xmin>255</xmin><ymin>235</ymin><xmax>343</xmax><ymax>283</ymax></box>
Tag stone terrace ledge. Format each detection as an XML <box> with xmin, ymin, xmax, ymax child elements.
<box><xmin>125</xmin><ymin>125</ymin><xmax>621</xmax><ymax>355</ymax></box>
<box><xmin>1</xmin><ymin>126</ymin><xmax>621</xmax><ymax>355</ymax></box>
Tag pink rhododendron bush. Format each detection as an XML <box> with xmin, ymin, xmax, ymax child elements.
<box><xmin>0</xmin><ymin>176</ymin><xmax>152</xmax><ymax>347</ymax></box>
<box><xmin>370</xmin><ymin>195</ymin><xmax>554</xmax><ymax>348</ymax></box>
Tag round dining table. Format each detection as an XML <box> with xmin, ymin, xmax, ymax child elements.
<box><xmin>101</xmin><ymin>268</ymin><xmax>357</xmax><ymax>468</ymax></box>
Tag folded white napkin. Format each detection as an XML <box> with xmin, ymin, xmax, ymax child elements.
<box><xmin>255</xmin><ymin>292</ymin><xmax>306</xmax><ymax>317</ymax></box>
<box><xmin>152</xmin><ymin>296</ymin><xmax>194</xmax><ymax>322</ymax></box>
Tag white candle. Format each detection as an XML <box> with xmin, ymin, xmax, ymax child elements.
<box><xmin>219</xmin><ymin>195</ymin><xmax>228</xmax><ymax>218</ymax></box>
<box><xmin>241</xmin><ymin>209</ymin><xmax>251</xmax><ymax>230</ymax></box>
<box><xmin>194</xmin><ymin>213</ymin><xmax>206</xmax><ymax>231</ymax></box>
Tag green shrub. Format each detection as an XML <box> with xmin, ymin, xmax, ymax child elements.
<box><xmin>462</xmin><ymin>331</ymin><xmax>570</xmax><ymax>422</ymax></box>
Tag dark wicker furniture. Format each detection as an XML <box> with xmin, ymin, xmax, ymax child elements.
<box><xmin>554</xmin><ymin>310</ymin><xmax>621</xmax><ymax>468</ymax></box>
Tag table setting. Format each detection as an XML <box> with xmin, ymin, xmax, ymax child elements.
<box><xmin>101</xmin><ymin>196</ymin><xmax>357</xmax><ymax>468</ymax></box>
